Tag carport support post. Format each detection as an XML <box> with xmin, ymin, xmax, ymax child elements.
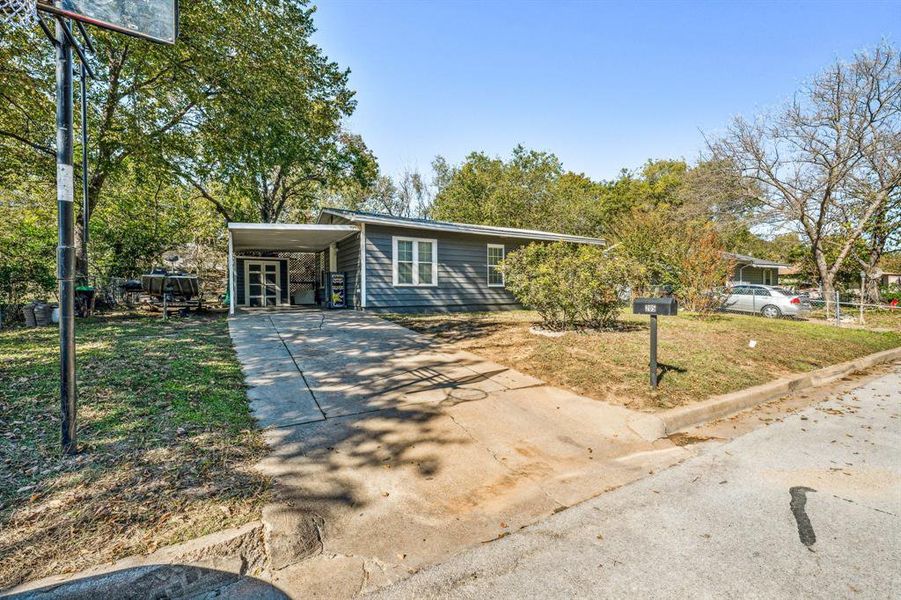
<box><xmin>227</xmin><ymin>229</ymin><xmax>236</xmax><ymax>316</ymax></box>
<box><xmin>649</xmin><ymin>314</ymin><xmax>658</xmax><ymax>389</ymax></box>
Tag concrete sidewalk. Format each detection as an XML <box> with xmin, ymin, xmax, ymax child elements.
<box><xmin>370</xmin><ymin>365</ymin><xmax>901</xmax><ymax>599</ymax></box>
<box><xmin>228</xmin><ymin>310</ymin><xmax>692</xmax><ymax>597</ymax></box>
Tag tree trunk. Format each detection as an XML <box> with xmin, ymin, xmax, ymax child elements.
<box><xmin>822</xmin><ymin>277</ymin><xmax>836</xmax><ymax>317</ymax></box>
<box><xmin>866</xmin><ymin>277</ymin><xmax>881</xmax><ymax>304</ymax></box>
<box><xmin>813</xmin><ymin>245</ymin><xmax>836</xmax><ymax>315</ymax></box>
<box><xmin>859</xmin><ymin>240</ymin><xmax>886</xmax><ymax>304</ymax></box>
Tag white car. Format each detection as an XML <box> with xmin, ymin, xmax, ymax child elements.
<box><xmin>721</xmin><ymin>284</ymin><xmax>809</xmax><ymax>318</ymax></box>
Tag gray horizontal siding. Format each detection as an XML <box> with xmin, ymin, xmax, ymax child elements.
<box><xmin>336</xmin><ymin>234</ymin><xmax>360</xmax><ymax>308</ymax></box>
<box><xmin>364</xmin><ymin>224</ymin><xmax>525</xmax><ymax>312</ymax></box>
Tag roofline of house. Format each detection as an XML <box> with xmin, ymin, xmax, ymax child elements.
<box><xmin>723</xmin><ymin>252</ymin><xmax>788</xmax><ymax>268</ymax></box>
<box><xmin>227</xmin><ymin>222</ymin><xmax>359</xmax><ymax>233</ymax></box>
<box><xmin>317</xmin><ymin>208</ymin><xmax>605</xmax><ymax>246</ymax></box>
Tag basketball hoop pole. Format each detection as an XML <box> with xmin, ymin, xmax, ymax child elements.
<box><xmin>12</xmin><ymin>0</ymin><xmax>176</xmax><ymax>455</ymax></box>
<box><xmin>55</xmin><ymin>17</ymin><xmax>77</xmax><ymax>455</ymax></box>
<box><xmin>80</xmin><ymin>61</ymin><xmax>89</xmax><ymax>280</ymax></box>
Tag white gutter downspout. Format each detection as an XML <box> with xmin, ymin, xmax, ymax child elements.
<box><xmin>228</xmin><ymin>229</ymin><xmax>236</xmax><ymax>316</ymax></box>
<box><xmin>359</xmin><ymin>223</ymin><xmax>367</xmax><ymax>309</ymax></box>
<box><xmin>738</xmin><ymin>264</ymin><xmax>747</xmax><ymax>283</ymax></box>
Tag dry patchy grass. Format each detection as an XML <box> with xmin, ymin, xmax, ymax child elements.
<box><xmin>807</xmin><ymin>307</ymin><xmax>901</xmax><ymax>332</ymax></box>
<box><xmin>0</xmin><ymin>312</ymin><xmax>270</xmax><ymax>589</ymax></box>
<box><xmin>388</xmin><ymin>310</ymin><xmax>900</xmax><ymax>412</ymax></box>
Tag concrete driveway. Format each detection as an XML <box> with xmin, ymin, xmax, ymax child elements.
<box><xmin>370</xmin><ymin>366</ymin><xmax>901</xmax><ymax>599</ymax></box>
<box><xmin>228</xmin><ymin>309</ymin><xmax>691</xmax><ymax>597</ymax></box>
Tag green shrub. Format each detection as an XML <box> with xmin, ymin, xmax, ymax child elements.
<box><xmin>501</xmin><ymin>242</ymin><xmax>643</xmax><ymax>330</ymax></box>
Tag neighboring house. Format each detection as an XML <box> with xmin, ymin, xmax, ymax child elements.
<box><xmin>724</xmin><ymin>252</ymin><xmax>785</xmax><ymax>286</ymax></box>
<box><xmin>777</xmin><ymin>265</ymin><xmax>811</xmax><ymax>289</ymax></box>
<box><xmin>879</xmin><ymin>272</ymin><xmax>901</xmax><ymax>287</ymax></box>
<box><xmin>226</xmin><ymin>208</ymin><xmax>604</xmax><ymax>314</ymax></box>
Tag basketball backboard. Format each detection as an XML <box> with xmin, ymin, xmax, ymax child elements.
<box><xmin>38</xmin><ymin>0</ymin><xmax>178</xmax><ymax>44</ymax></box>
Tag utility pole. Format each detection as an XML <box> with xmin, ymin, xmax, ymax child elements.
<box><xmin>56</xmin><ymin>19</ymin><xmax>77</xmax><ymax>455</ymax></box>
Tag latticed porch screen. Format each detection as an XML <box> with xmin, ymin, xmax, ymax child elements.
<box><xmin>288</xmin><ymin>252</ymin><xmax>317</xmax><ymax>297</ymax></box>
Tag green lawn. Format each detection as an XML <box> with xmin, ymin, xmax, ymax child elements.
<box><xmin>0</xmin><ymin>313</ymin><xmax>269</xmax><ymax>589</ymax></box>
<box><xmin>388</xmin><ymin>310</ymin><xmax>901</xmax><ymax>411</ymax></box>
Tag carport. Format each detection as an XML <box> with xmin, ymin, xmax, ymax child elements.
<box><xmin>227</xmin><ymin>222</ymin><xmax>359</xmax><ymax>315</ymax></box>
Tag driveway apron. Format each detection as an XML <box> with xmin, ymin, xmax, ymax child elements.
<box><xmin>228</xmin><ymin>309</ymin><xmax>691</xmax><ymax>597</ymax></box>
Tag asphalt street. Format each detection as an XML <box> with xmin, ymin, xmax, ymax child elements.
<box><xmin>371</xmin><ymin>366</ymin><xmax>901</xmax><ymax>599</ymax></box>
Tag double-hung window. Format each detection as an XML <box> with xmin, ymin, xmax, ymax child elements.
<box><xmin>487</xmin><ymin>244</ymin><xmax>505</xmax><ymax>287</ymax></box>
<box><xmin>393</xmin><ymin>236</ymin><xmax>437</xmax><ymax>286</ymax></box>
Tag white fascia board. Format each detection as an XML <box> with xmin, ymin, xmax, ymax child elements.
<box><xmin>227</xmin><ymin>223</ymin><xmax>359</xmax><ymax>233</ymax></box>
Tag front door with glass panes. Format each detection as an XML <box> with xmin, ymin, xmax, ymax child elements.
<box><xmin>245</xmin><ymin>260</ymin><xmax>281</xmax><ymax>307</ymax></box>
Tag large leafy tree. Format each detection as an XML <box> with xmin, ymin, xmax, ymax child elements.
<box><xmin>2</xmin><ymin>4</ymin><xmax>214</xmax><ymax>275</ymax></box>
<box><xmin>430</xmin><ymin>149</ymin><xmax>753</xmax><ymax>241</ymax></box>
<box><xmin>0</xmin><ymin>0</ymin><xmax>373</xmax><ymax>278</ymax></box>
<box><xmin>88</xmin><ymin>164</ymin><xmax>221</xmax><ymax>279</ymax></box>
<box><xmin>0</xmin><ymin>182</ymin><xmax>57</xmax><ymax>312</ymax></box>
<box><xmin>431</xmin><ymin>146</ymin><xmax>565</xmax><ymax>230</ymax></box>
<box><xmin>168</xmin><ymin>1</ymin><xmax>378</xmax><ymax>224</ymax></box>
<box><xmin>709</xmin><ymin>42</ymin><xmax>901</xmax><ymax>306</ymax></box>
<box><xmin>431</xmin><ymin>145</ymin><xmax>624</xmax><ymax>237</ymax></box>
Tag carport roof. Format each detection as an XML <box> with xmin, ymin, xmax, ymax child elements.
<box><xmin>228</xmin><ymin>222</ymin><xmax>359</xmax><ymax>252</ymax></box>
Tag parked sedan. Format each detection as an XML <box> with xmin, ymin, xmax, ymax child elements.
<box><xmin>721</xmin><ymin>284</ymin><xmax>809</xmax><ymax>318</ymax></box>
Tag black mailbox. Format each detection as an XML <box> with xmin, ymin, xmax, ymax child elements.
<box><xmin>633</xmin><ymin>297</ymin><xmax>678</xmax><ymax>316</ymax></box>
<box><xmin>633</xmin><ymin>297</ymin><xmax>677</xmax><ymax>389</ymax></box>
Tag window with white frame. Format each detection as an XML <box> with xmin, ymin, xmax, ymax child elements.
<box><xmin>393</xmin><ymin>236</ymin><xmax>437</xmax><ymax>286</ymax></box>
<box><xmin>487</xmin><ymin>244</ymin><xmax>505</xmax><ymax>287</ymax></box>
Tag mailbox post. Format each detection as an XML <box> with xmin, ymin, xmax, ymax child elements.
<box><xmin>632</xmin><ymin>297</ymin><xmax>678</xmax><ymax>389</ymax></box>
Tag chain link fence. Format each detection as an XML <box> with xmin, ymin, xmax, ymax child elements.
<box><xmin>805</xmin><ymin>291</ymin><xmax>901</xmax><ymax>329</ymax></box>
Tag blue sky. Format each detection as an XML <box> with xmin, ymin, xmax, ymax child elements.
<box><xmin>312</xmin><ymin>1</ymin><xmax>899</xmax><ymax>182</ymax></box>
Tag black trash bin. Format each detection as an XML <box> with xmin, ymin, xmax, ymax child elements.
<box><xmin>75</xmin><ymin>285</ymin><xmax>96</xmax><ymax>317</ymax></box>
<box><xmin>23</xmin><ymin>301</ymin><xmax>37</xmax><ymax>327</ymax></box>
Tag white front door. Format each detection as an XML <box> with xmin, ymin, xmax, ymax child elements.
<box><xmin>245</xmin><ymin>260</ymin><xmax>281</xmax><ymax>307</ymax></box>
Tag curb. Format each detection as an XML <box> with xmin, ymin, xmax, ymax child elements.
<box><xmin>3</xmin><ymin>521</ymin><xmax>267</xmax><ymax>599</ymax></box>
<box><xmin>629</xmin><ymin>346</ymin><xmax>901</xmax><ymax>440</ymax></box>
